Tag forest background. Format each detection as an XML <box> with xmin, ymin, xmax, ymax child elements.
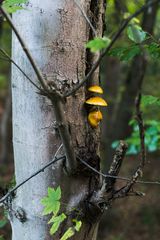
<box><xmin>0</xmin><ymin>0</ymin><xmax>160</xmax><ymax>239</ymax></box>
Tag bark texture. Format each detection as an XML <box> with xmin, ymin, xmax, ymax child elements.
<box><xmin>11</xmin><ymin>0</ymin><xmax>104</xmax><ymax>239</ymax></box>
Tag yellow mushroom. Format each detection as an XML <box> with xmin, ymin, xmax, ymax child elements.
<box><xmin>88</xmin><ymin>110</ymin><xmax>103</xmax><ymax>128</ymax></box>
<box><xmin>88</xmin><ymin>85</ymin><xmax>103</xmax><ymax>94</ymax></box>
<box><xmin>85</xmin><ymin>97</ymin><xmax>108</xmax><ymax>106</ymax></box>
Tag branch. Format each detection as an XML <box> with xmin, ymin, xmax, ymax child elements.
<box><xmin>49</xmin><ymin>96</ymin><xmax>77</xmax><ymax>173</ymax></box>
<box><xmin>78</xmin><ymin>158</ymin><xmax>160</xmax><ymax>186</ymax></box>
<box><xmin>73</xmin><ymin>0</ymin><xmax>97</xmax><ymax>37</ymax></box>
<box><xmin>136</xmin><ymin>93</ymin><xmax>146</xmax><ymax>168</ymax></box>
<box><xmin>0</xmin><ymin>48</ymin><xmax>42</xmax><ymax>91</ymax></box>
<box><xmin>105</xmin><ymin>141</ymin><xmax>128</xmax><ymax>192</ymax></box>
<box><xmin>65</xmin><ymin>0</ymin><xmax>160</xmax><ymax>97</ymax></box>
<box><xmin>0</xmin><ymin>155</ymin><xmax>65</xmax><ymax>205</ymax></box>
<box><xmin>0</xmin><ymin>6</ymin><xmax>49</xmax><ymax>92</ymax></box>
<box><xmin>109</xmin><ymin>93</ymin><xmax>146</xmax><ymax>199</ymax></box>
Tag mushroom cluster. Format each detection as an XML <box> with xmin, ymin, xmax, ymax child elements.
<box><xmin>85</xmin><ymin>85</ymin><xmax>108</xmax><ymax>128</ymax></box>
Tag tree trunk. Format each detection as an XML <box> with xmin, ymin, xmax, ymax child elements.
<box><xmin>11</xmin><ymin>0</ymin><xmax>104</xmax><ymax>239</ymax></box>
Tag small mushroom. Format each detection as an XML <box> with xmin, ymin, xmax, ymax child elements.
<box><xmin>85</xmin><ymin>97</ymin><xmax>108</xmax><ymax>106</ymax></box>
<box><xmin>88</xmin><ymin>110</ymin><xmax>103</xmax><ymax>128</ymax></box>
<box><xmin>88</xmin><ymin>85</ymin><xmax>103</xmax><ymax>94</ymax></box>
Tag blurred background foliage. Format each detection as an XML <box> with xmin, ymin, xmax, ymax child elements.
<box><xmin>0</xmin><ymin>0</ymin><xmax>160</xmax><ymax>239</ymax></box>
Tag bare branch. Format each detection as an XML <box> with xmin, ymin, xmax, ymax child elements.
<box><xmin>0</xmin><ymin>48</ymin><xmax>42</xmax><ymax>91</ymax></box>
<box><xmin>136</xmin><ymin>93</ymin><xmax>146</xmax><ymax>168</ymax></box>
<box><xmin>109</xmin><ymin>93</ymin><xmax>146</xmax><ymax>199</ymax></box>
<box><xmin>49</xmin><ymin>96</ymin><xmax>77</xmax><ymax>173</ymax></box>
<box><xmin>106</xmin><ymin>141</ymin><xmax>128</xmax><ymax>192</ymax></box>
<box><xmin>73</xmin><ymin>0</ymin><xmax>97</xmax><ymax>37</ymax></box>
<box><xmin>0</xmin><ymin>6</ymin><xmax>49</xmax><ymax>92</ymax></box>
<box><xmin>0</xmin><ymin>155</ymin><xmax>65</xmax><ymax>205</ymax></box>
<box><xmin>65</xmin><ymin>0</ymin><xmax>160</xmax><ymax>97</ymax></box>
<box><xmin>78</xmin><ymin>158</ymin><xmax>160</xmax><ymax>186</ymax></box>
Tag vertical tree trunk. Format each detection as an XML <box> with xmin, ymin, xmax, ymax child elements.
<box><xmin>11</xmin><ymin>0</ymin><xmax>104</xmax><ymax>239</ymax></box>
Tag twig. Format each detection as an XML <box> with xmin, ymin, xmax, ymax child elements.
<box><xmin>109</xmin><ymin>93</ymin><xmax>146</xmax><ymax>199</ymax></box>
<box><xmin>0</xmin><ymin>6</ymin><xmax>49</xmax><ymax>92</ymax></box>
<box><xmin>78</xmin><ymin>158</ymin><xmax>160</xmax><ymax>185</ymax></box>
<box><xmin>73</xmin><ymin>0</ymin><xmax>97</xmax><ymax>37</ymax></box>
<box><xmin>136</xmin><ymin>93</ymin><xmax>146</xmax><ymax>167</ymax></box>
<box><xmin>49</xmin><ymin>96</ymin><xmax>77</xmax><ymax>173</ymax></box>
<box><xmin>0</xmin><ymin>155</ymin><xmax>65</xmax><ymax>205</ymax></box>
<box><xmin>0</xmin><ymin>48</ymin><xmax>42</xmax><ymax>91</ymax></box>
<box><xmin>106</xmin><ymin>141</ymin><xmax>128</xmax><ymax>192</ymax></box>
<box><xmin>65</xmin><ymin>0</ymin><xmax>160</xmax><ymax>97</ymax></box>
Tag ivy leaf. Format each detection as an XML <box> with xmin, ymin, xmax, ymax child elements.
<box><xmin>41</xmin><ymin>186</ymin><xmax>61</xmax><ymax>216</ymax></box>
<box><xmin>2</xmin><ymin>0</ymin><xmax>27</xmax><ymax>13</ymax></box>
<box><xmin>127</xmin><ymin>25</ymin><xmax>146</xmax><ymax>43</ymax></box>
<box><xmin>49</xmin><ymin>213</ymin><xmax>66</xmax><ymax>235</ymax></box>
<box><xmin>60</xmin><ymin>227</ymin><xmax>75</xmax><ymax>240</ymax></box>
<box><xmin>141</xmin><ymin>95</ymin><xmax>160</xmax><ymax>108</ymax></box>
<box><xmin>86</xmin><ymin>37</ymin><xmax>111</xmax><ymax>52</ymax></box>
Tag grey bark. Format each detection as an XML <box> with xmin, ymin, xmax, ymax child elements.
<box><xmin>11</xmin><ymin>0</ymin><xmax>104</xmax><ymax>239</ymax></box>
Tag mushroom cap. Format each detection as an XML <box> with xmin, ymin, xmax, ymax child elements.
<box><xmin>88</xmin><ymin>85</ymin><xmax>103</xmax><ymax>94</ymax></box>
<box><xmin>85</xmin><ymin>97</ymin><xmax>108</xmax><ymax>106</ymax></box>
<box><xmin>88</xmin><ymin>110</ymin><xmax>103</xmax><ymax>128</ymax></box>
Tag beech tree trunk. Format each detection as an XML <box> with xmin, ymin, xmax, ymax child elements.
<box><xmin>11</xmin><ymin>0</ymin><xmax>104</xmax><ymax>239</ymax></box>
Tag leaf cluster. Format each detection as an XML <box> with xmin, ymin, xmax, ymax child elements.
<box><xmin>41</xmin><ymin>186</ymin><xmax>82</xmax><ymax>239</ymax></box>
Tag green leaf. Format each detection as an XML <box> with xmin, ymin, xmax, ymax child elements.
<box><xmin>41</xmin><ymin>186</ymin><xmax>61</xmax><ymax>216</ymax></box>
<box><xmin>60</xmin><ymin>227</ymin><xmax>75</xmax><ymax>240</ymax></box>
<box><xmin>141</xmin><ymin>95</ymin><xmax>160</xmax><ymax>108</ymax></box>
<box><xmin>0</xmin><ymin>236</ymin><xmax>4</xmax><ymax>240</ymax></box>
<box><xmin>2</xmin><ymin>0</ymin><xmax>27</xmax><ymax>13</ymax></box>
<box><xmin>146</xmin><ymin>42</ymin><xmax>160</xmax><ymax>60</ymax></box>
<box><xmin>86</xmin><ymin>37</ymin><xmax>111</xmax><ymax>52</ymax></box>
<box><xmin>109</xmin><ymin>45</ymin><xmax>141</xmax><ymax>61</ymax></box>
<box><xmin>127</xmin><ymin>25</ymin><xmax>146</xmax><ymax>43</ymax></box>
<box><xmin>49</xmin><ymin>213</ymin><xmax>66</xmax><ymax>235</ymax></box>
<box><xmin>73</xmin><ymin>220</ymin><xmax>82</xmax><ymax>232</ymax></box>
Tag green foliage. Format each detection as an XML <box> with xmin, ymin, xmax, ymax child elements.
<box><xmin>2</xmin><ymin>0</ymin><xmax>27</xmax><ymax>13</ymax></box>
<box><xmin>127</xmin><ymin>24</ymin><xmax>146</xmax><ymax>43</ymax></box>
<box><xmin>41</xmin><ymin>186</ymin><xmax>82</xmax><ymax>239</ymax></box>
<box><xmin>60</xmin><ymin>220</ymin><xmax>82</xmax><ymax>240</ymax></box>
<box><xmin>86</xmin><ymin>37</ymin><xmax>111</xmax><ymax>52</ymax></box>
<box><xmin>49</xmin><ymin>213</ymin><xmax>66</xmax><ymax>235</ymax></box>
<box><xmin>0</xmin><ymin>218</ymin><xmax>7</xmax><ymax>229</ymax></box>
<box><xmin>112</xmin><ymin>119</ymin><xmax>160</xmax><ymax>155</ymax></box>
<box><xmin>0</xmin><ymin>215</ymin><xmax>8</xmax><ymax>240</ymax></box>
<box><xmin>41</xmin><ymin>186</ymin><xmax>61</xmax><ymax>215</ymax></box>
<box><xmin>146</xmin><ymin>42</ymin><xmax>160</xmax><ymax>60</ymax></box>
<box><xmin>141</xmin><ymin>95</ymin><xmax>160</xmax><ymax>108</ymax></box>
<box><xmin>109</xmin><ymin>44</ymin><xmax>141</xmax><ymax>61</ymax></box>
